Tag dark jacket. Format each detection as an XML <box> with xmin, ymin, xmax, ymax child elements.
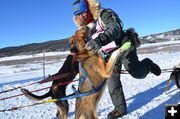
<box><xmin>97</xmin><ymin>9</ymin><xmax>126</xmax><ymax>46</ymax></box>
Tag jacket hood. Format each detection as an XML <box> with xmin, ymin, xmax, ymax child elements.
<box><xmin>73</xmin><ymin>0</ymin><xmax>101</xmax><ymax>27</ymax></box>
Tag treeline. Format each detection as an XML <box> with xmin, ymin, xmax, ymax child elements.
<box><xmin>0</xmin><ymin>39</ymin><xmax>70</xmax><ymax>57</ymax></box>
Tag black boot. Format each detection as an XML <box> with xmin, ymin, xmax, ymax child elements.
<box><xmin>108</xmin><ymin>110</ymin><xmax>127</xmax><ymax>119</ymax></box>
<box><xmin>151</xmin><ymin>62</ymin><xmax>161</xmax><ymax>76</ymax></box>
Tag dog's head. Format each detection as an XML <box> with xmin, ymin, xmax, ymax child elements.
<box><xmin>126</xmin><ymin>28</ymin><xmax>141</xmax><ymax>47</ymax></box>
<box><xmin>68</xmin><ymin>26</ymin><xmax>97</xmax><ymax>61</ymax></box>
<box><xmin>68</xmin><ymin>26</ymin><xmax>89</xmax><ymax>53</ymax></box>
<box><xmin>126</xmin><ymin>28</ymin><xmax>138</xmax><ymax>40</ymax></box>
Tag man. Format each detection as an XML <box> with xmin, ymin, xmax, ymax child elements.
<box><xmin>72</xmin><ymin>0</ymin><xmax>161</xmax><ymax>119</ymax></box>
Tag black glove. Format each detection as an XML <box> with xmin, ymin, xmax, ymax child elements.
<box><xmin>85</xmin><ymin>38</ymin><xmax>102</xmax><ymax>52</ymax></box>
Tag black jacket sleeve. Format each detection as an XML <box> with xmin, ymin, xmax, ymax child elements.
<box><xmin>97</xmin><ymin>9</ymin><xmax>124</xmax><ymax>46</ymax></box>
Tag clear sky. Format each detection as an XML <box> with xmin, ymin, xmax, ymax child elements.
<box><xmin>0</xmin><ymin>0</ymin><xmax>180</xmax><ymax>48</ymax></box>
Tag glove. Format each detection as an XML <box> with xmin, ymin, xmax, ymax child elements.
<box><xmin>85</xmin><ymin>38</ymin><xmax>102</xmax><ymax>52</ymax></box>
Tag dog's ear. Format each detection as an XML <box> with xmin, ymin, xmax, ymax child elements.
<box><xmin>126</xmin><ymin>28</ymin><xmax>141</xmax><ymax>47</ymax></box>
<box><xmin>68</xmin><ymin>35</ymin><xmax>75</xmax><ymax>44</ymax></box>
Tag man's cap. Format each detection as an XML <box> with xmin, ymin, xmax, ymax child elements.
<box><xmin>73</xmin><ymin>0</ymin><xmax>88</xmax><ymax>15</ymax></box>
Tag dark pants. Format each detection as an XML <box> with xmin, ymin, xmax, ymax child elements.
<box><xmin>107</xmin><ymin>46</ymin><xmax>153</xmax><ymax>112</ymax></box>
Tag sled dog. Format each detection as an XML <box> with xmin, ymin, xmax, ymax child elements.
<box><xmin>164</xmin><ymin>64</ymin><xmax>180</xmax><ymax>93</ymax></box>
<box><xmin>69</xmin><ymin>26</ymin><xmax>125</xmax><ymax>119</ymax></box>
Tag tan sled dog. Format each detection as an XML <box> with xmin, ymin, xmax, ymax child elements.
<box><xmin>69</xmin><ymin>26</ymin><xmax>129</xmax><ymax>119</ymax></box>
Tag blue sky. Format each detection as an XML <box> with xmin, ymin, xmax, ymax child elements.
<box><xmin>0</xmin><ymin>0</ymin><xmax>180</xmax><ymax>48</ymax></box>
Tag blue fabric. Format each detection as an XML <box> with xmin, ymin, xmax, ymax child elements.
<box><xmin>73</xmin><ymin>0</ymin><xmax>88</xmax><ymax>15</ymax></box>
<box><xmin>79</xmin><ymin>63</ymin><xmax>87</xmax><ymax>86</ymax></box>
<box><xmin>56</xmin><ymin>62</ymin><xmax>106</xmax><ymax>101</ymax></box>
<box><xmin>79</xmin><ymin>63</ymin><xmax>96</xmax><ymax>89</ymax></box>
<box><xmin>57</xmin><ymin>80</ymin><xmax>106</xmax><ymax>101</ymax></box>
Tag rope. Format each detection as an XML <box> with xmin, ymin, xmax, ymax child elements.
<box><xmin>114</xmin><ymin>70</ymin><xmax>129</xmax><ymax>74</ymax></box>
<box><xmin>0</xmin><ymin>65</ymin><xmax>175</xmax><ymax>99</ymax></box>
<box><xmin>0</xmin><ymin>72</ymin><xmax>73</xmax><ymax>94</ymax></box>
<box><xmin>0</xmin><ymin>53</ymin><xmax>77</xmax><ymax>94</ymax></box>
<box><xmin>114</xmin><ymin>68</ymin><xmax>175</xmax><ymax>74</ymax></box>
<box><xmin>0</xmin><ymin>67</ymin><xmax>176</xmax><ymax>112</ymax></box>
<box><xmin>0</xmin><ymin>68</ymin><xmax>174</xmax><ymax>94</ymax></box>
<box><xmin>39</xmin><ymin>72</ymin><xmax>74</xmax><ymax>84</ymax></box>
<box><xmin>0</xmin><ymin>82</ymin><xmax>38</xmax><ymax>94</ymax></box>
<box><xmin>162</xmin><ymin>68</ymin><xmax>175</xmax><ymax>72</ymax></box>
<box><xmin>0</xmin><ymin>98</ymin><xmax>58</xmax><ymax>112</ymax></box>
<box><xmin>0</xmin><ymin>79</ymin><xmax>106</xmax><ymax>112</ymax></box>
<box><xmin>0</xmin><ymin>79</ymin><xmax>78</xmax><ymax>101</ymax></box>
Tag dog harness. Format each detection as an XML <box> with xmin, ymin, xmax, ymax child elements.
<box><xmin>54</xmin><ymin>63</ymin><xmax>106</xmax><ymax>101</ymax></box>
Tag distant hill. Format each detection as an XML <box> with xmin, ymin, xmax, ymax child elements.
<box><xmin>0</xmin><ymin>28</ymin><xmax>180</xmax><ymax>57</ymax></box>
<box><xmin>0</xmin><ymin>39</ymin><xmax>70</xmax><ymax>57</ymax></box>
<box><xmin>140</xmin><ymin>28</ymin><xmax>180</xmax><ymax>44</ymax></box>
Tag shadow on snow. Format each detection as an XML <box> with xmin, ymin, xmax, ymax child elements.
<box><xmin>126</xmin><ymin>79</ymin><xmax>179</xmax><ymax>119</ymax></box>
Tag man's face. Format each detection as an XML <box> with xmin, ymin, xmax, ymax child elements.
<box><xmin>76</xmin><ymin>12</ymin><xmax>88</xmax><ymax>22</ymax></box>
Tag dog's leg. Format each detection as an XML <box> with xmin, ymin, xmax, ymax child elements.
<box><xmin>79</xmin><ymin>110</ymin><xmax>98</xmax><ymax>119</ymax></box>
<box><xmin>97</xmin><ymin>42</ymin><xmax>132</xmax><ymax>78</ymax></box>
<box><xmin>75</xmin><ymin>98</ymin><xmax>83</xmax><ymax>119</ymax></box>
<box><xmin>55</xmin><ymin>100</ymin><xmax>68</xmax><ymax>119</ymax></box>
<box><xmin>56</xmin><ymin>108</ymin><xmax>61</xmax><ymax>119</ymax></box>
<box><xmin>175</xmin><ymin>70</ymin><xmax>180</xmax><ymax>88</ymax></box>
<box><xmin>93</xmin><ymin>111</ymin><xmax>98</xmax><ymax>119</ymax></box>
<box><xmin>164</xmin><ymin>79</ymin><xmax>173</xmax><ymax>94</ymax></box>
<box><xmin>75</xmin><ymin>92</ymin><xmax>101</xmax><ymax>119</ymax></box>
<box><xmin>164</xmin><ymin>72</ymin><xmax>176</xmax><ymax>93</ymax></box>
<box><xmin>76</xmin><ymin>104</ymin><xmax>98</xmax><ymax>119</ymax></box>
<box><xmin>95</xmin><ymin>47</ymin><xmax>121</xmax><ymax>78</ymax></box>
<box><xmin>79</xmin><ymin>115</ymin><xmax>86</xmax><ymax>119</ymax></box>
<box><xmin>75</xmin><ymin>96</ymin><xmax>90</xmax><ymax>119</ymax></box>
<box><xmin>56</xmin><ymin>103</ymin><xmax>68</xmax><ymax>119</ymax></box>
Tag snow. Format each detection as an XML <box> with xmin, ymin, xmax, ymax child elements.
<box><xmin>0</xmin><ymin>51</ymin><xmax>69</xmax><ymax>62</ymax></box>
<box><xmin>0</xmin><ymin>41</ymin><xmax>180</xmax><ymax>119</ymax></box>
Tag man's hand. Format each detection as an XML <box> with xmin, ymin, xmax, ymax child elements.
<box><xmin>85</xmin><ymin>38</ymin><xmax>102</xmax><ymax>52</ymax></box>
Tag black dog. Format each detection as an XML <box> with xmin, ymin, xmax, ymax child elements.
<box><xmin>164</xmin><ymin>64</ymin><xmax>180</xmax><ymax>93</ymax></box>
<box><xmin>21</xmin><ymin>54</ymin><xmax>78</xmax><ymax>119</ymax></box>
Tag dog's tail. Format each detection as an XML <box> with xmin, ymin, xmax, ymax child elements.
<box><xmin>21</xmin><ymin>88</ymin><xmax>51</xmax><ymax>101</ymax></box>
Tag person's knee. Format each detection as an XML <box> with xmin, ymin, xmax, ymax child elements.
<box><xmin>108</xmin><ymin>87</ymin><xmax>123</xmax><ymax>96</ymax></box>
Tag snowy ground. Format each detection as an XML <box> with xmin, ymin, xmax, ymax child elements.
<box><xmin>0</xmin><ymin>41</ymin><xmax>180</xmax><ymax>119</ymax></box>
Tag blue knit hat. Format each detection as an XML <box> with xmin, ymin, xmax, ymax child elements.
<box><xmin>73</xmin><ymin>0</ymin><xmax>88</xmax><ymax>15</ymax></box>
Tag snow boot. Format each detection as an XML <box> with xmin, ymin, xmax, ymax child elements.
<box><xmin>108</xmin><ymin>110</ymin><xmax>127</xmax><ymax>119</ymax></box>
<box><xmin>151</xmin><ymin>62</ymin><xmax>161</xmax><ymax>76</ymax></box>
